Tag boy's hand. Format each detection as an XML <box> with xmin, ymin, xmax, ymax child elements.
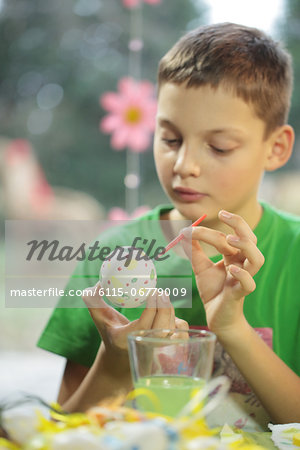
<box><xmin>181</xmin><ymin>210</ymin><xmax>265</xmax><ymax>340</ymax></box>
<box><xmin>60</xmin><ymin>287</ymin><xmax>189</xmax><ymax>409</ymax></box>
<box><xmin>82</xmin><ymin>284</ymin><xmax>188</xmax><ymax>353</ymax></box>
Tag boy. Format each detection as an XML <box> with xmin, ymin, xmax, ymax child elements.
<box><xmin>38</xmin><ymin>23</ymin><xmax>300</xmax><ymax>426</ymax></box>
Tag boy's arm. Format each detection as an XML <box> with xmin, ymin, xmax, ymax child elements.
<box><xmin>57</xmin><ymin>287</ymin><xmax>188</xmax><ymax>412</ymax></box>
<box><xmin>182</xmin><ymin>210</ymin><xmax>300</xmax><ymax>424</ymax></box>
<box><xmin>58</xmin><ymin>342</ymin><xmax>133</xmax><ymax>413</ymax></box>
<box><xmin>57</xmin><ymin>360</ymin><xmax>89</xmax><ymax>406</ymax></box>
<box><xmin>218</xmin><ymin>319</ymin><xmax>300</xmax><ymax>424</ymax></box>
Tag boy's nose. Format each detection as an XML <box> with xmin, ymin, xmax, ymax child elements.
<box><xmin>173</xmin><ymin>145</ymin><xmax>201</xmax><ymax>178</ymax></box>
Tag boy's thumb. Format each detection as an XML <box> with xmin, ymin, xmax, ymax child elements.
<box><xmin>82</xmin><ymin>282</ymin><xmax>108</xmax><ymax>309</ymax></box>
<box><xmin>82</xmin><ymin>282</ymin><xmax>118</xmax><ymax>333</ymax></box>
<box><xmin>180</xmin><ymin>227</ymin><xmax>193</xmax><ymax>261</ymax></box>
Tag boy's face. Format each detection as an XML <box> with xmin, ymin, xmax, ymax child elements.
<box><xmin>154</xmin><ymin>82</ymin><xmax>273</xmax><ymax>227</ymax></box>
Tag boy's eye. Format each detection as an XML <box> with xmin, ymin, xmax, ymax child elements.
<box><xmin>210</xmin><ymin>145</ymin><xmax>229</xmax><ymax>154</ymax></box>
<box><xmin>162</xmin><ymin>138</ymin><xmax>182</xmax><ymax>148</ymax></box>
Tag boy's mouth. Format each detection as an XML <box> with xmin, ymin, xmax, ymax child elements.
<box><xmin>173</xmin><ymin>186</ymin><xmax>207</xmax><ymax>202</ymax></box>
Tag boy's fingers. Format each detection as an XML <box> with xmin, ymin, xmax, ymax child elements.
<box><xmin>181</xmin><ymin>236</ymin><xmax>213</xmax><ymax>275</ymax></box>
<box><xmin>82</xmin><ymin>282</ymin><xmax>107</xmax><ymax>308</ymax></box>
<box><xmin>180</xmin><ymin>227</ymin><xmax>193</xmax><ymax>260</ymax></box>
<box><xmin>156</xmin><ymin>291</ymin><xmax>172</xmax><ymax>308</ymax></box>
<box><xmin>228</xmin><ymin>265</ymin><xmax>256</xmax><ymax>298</ymax></box>
<box><xmin>145</xmin><ymin>291</ymin><xmax>157</xmax><ymax>308</ymax></box>
<box><xmin>82</xmin><ymin>282</ymin><xmax>129</xmax><ymax>332</ymax></box>
<box><xmin>135</xmin><ymin>292</ymin><xmax>174</xmax><ymax>330</ymax></box>
<box><xmin>105</xmin><ymin>296</ymin><xmax>158</xmax><ymax>349</ymax></box>
<box><xmin>189</xmin><ymin>226</ymin><xmax>238</xmax><ymax>257</ymax></box>
<box><xmin>218</xmin><ymin>210</ymin><xmax>257</xmax><ymax>243</ymax></box>
<box><xmin>152</xmin><ymin>291</ymin><xmax>175</xmax><ymax>329</ymax></box>
<box><xmin>170</xmin><ymin>318</ymin><xmax>189</xmax><ymax>340</ymax></box>
<box><xmin>135</xmin><ymin>294</ymin><xmax>158</xmax><ymax>329</ymax></box>
<box><xmin>226</xmin><ymin>235</ymin><xmax>265</xmax><ymax>276</ymax></box>
<box><xmin>174</xmin><ymin>317</ymin><xmax>189</xmax><ymax>330</ymax></box>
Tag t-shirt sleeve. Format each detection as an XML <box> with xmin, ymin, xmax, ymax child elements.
<box><xmin>37</xmin><ymin>252</ymin><xmax>102</xmax><ymax>367</ymax></box>
<box><xmin>276</xmin><ymin>227</ymin><xmax>300</xmax><ymax>375</ymax></box>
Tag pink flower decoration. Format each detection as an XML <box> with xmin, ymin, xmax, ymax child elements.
<box><xmin>123</xmin><ymin>0</ymin><xmax>161</xmax><ymax>8</ymax></box>
<box><xmin>100</xmin><ymin>77</ymin><xmax>157</xmax><ymax>152</ymax></box>
<box><xmin>5</xmin><ymin>139</ymin><xmax>54</xmax><ymax>216</ymax></box>
<box><xmin>108</xmin><ymin>205</ymin><xmax>150</xmax><ymax>220</ymax></box>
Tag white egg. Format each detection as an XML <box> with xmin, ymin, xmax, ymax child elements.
<box><xmin>2</xmin><ymin>409</ymin><xmax>38</xmax><ymax>445</ymax></box>
<box><xmin>105</xmin><ymin>421</ymin><xmax>171</xmax><ymax>450</ymax></box>
<box><xmin>99</xmin><ymin>246</ymin><xmax>157</xmax><ymax>308</ymax></box>
<box><xmin>51</xmin><ymin>427</ymin><xmax>103</xmax><ymax>450</ymax></box>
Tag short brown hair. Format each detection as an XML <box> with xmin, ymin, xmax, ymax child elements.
<box><xmin>158</xmin><ymin>23</ymin><xmax>293</xmax><ymax>137</ymax></box>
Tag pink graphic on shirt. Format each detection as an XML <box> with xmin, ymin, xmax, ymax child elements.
<box><xmin>191</xmin><ymin>326</ymin><xmax>273</xmax><ymax>395</ymax></box>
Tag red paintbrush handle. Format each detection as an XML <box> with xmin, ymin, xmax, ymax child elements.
<box><xmin>161</xmin><ymin>213</ymin><xmax>207</xmax><ymax>255</ymax></box>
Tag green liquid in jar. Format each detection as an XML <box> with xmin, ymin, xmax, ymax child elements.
<box><xmin>134</xmin><ymin>375</ymin><xmax>205</xmax><ymax>417</ymax></box>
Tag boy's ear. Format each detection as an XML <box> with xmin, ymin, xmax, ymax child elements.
<box><xmin>264</xmin><ymin>125</ymin><xmax>295</xmax><ymax>172</ymax></box>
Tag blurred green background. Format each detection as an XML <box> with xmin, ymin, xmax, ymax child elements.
<box><xmin>0</xmin><ymin>0</ymin><xmax>208</xmax><ymax>218</ymax></box>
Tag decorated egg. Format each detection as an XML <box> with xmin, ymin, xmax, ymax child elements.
<box><xmin>99</xmin><ymin>246</ymin><xmax>157</xmax><ymax>308</ymax></box>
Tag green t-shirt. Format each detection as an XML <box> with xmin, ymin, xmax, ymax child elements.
<box><xmin>37</xmin><ymin>201</ymin><xmax>300</xmax><ymax>375</ymax></box>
